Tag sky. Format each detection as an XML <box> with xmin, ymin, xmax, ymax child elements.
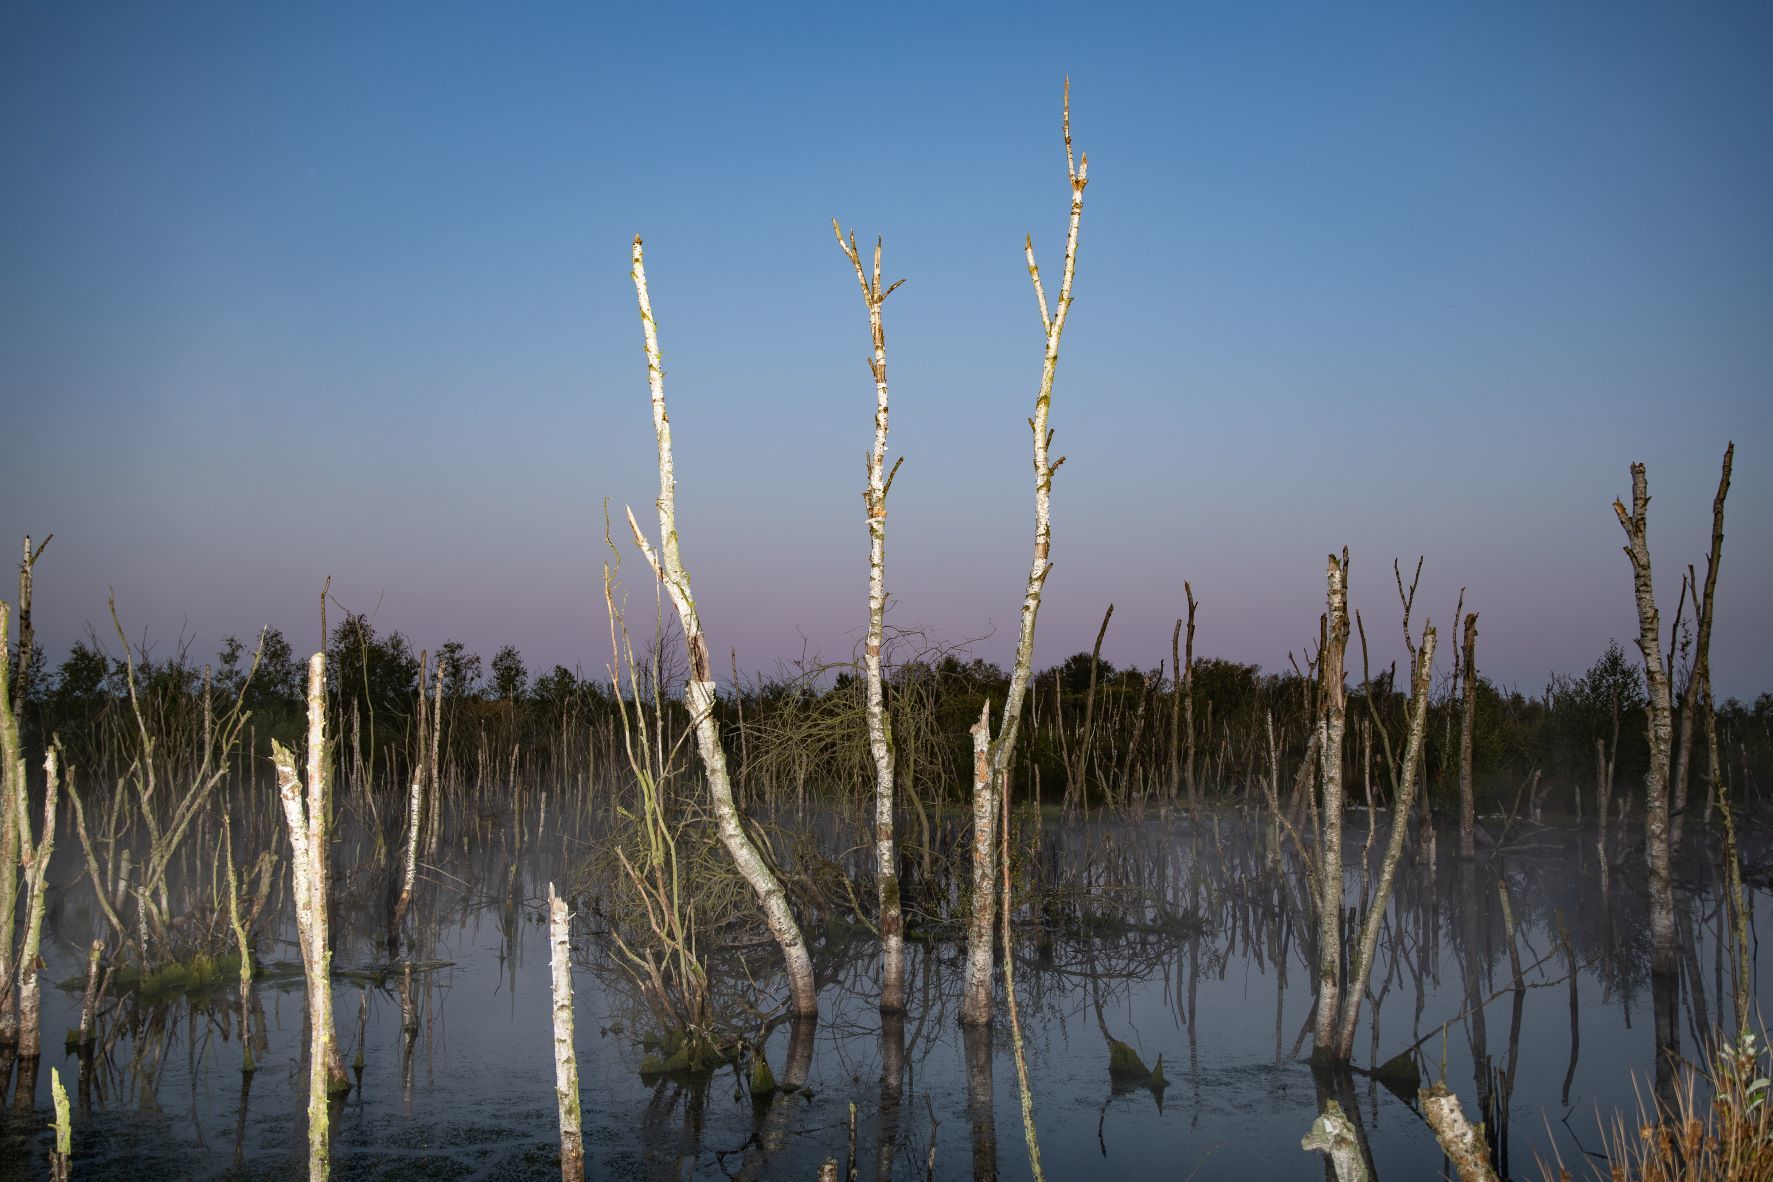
<box><xmin>2</xmin><ymin>2</ymin><xmax>1770</xmax><ymax>700</ymax></box>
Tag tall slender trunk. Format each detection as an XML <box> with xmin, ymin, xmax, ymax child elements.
<box><xmin>836</xmin><ymin>223</ymin><xmax>908</xmax><ymax>1013</ymax></box>
<box><xmin>627</xmin><ymin>240</ymin><xmax>817</xmax><ymax>1018</ymax></box>
<box><xmin>1458</xmin><ymin>612</ymin><xmax>1478</xmax><ymax>860</ymax></box>
<box><xmin>1312</xmin><ymin>551</ymin><xmax>1350</xmax><ymax>1056</ymax></box>
<box><xmin>1612</xmin><ymin>464</ymin><xmax>1678</xmax><ymax>1023</ymax></box>
<box><xmin>1333</xmin><ymin>627</ymin><xmax>1436</xmax><ymax>1059</ymax></box>
<box><xmin>961</xmin><ymin>83</ymin><xmax>1089</xmax><ymax>1026</ymax></box>
<box><xmin>1183</xmin><ymin>584</ymin><xmax>1198</xmax><ymax>814</ymax></box>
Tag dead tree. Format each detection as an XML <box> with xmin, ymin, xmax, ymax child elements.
<box><xmin>1061</xmin><ymin>602</ymin><xmax>1112</xmax><ymax>815</ymax></box>
<box><xmin>1312</xmin><ymin>551</ymin><xmax>1352</xmax><ymax>1055</ymax></box>
<box><xmin>627</xmin><ymin>238</ymin><xmax>818</xmax><ymax>1018</ymax></box>
<box><xmin>834</xmin><ymin>222</ymin><xmax>909</xmax><ymax>1013</ymax></box>
<box><xmin>960</xmin><ymin>81</ymin><xmax>1089</xmax><ymax>1027</ymax></box>
<box><xmin>14</xmin><ymin>747</ymin><xmax>58</xmax><ymax>1060</ymax></box>
<box><xmin>1612</xmin><ymin>463</ymin><xmax>1678</xmax><ymax>1047</ymax></box>
<box><xmin>272</xmin><ymin>652</ymin><xmax>349</xmax><ymax>1182</ymax></box>
<box><xmin>1458</xmin><ymin>611</ymin><xmax>1479</xmax><ymax>860</ymax></box>
<box><xmin>547</xmin><ymin>883</ymin><xmax>584</xmax><ymax>1181</ymax></box>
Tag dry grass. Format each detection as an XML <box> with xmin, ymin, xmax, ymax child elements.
<box><xmin>1541</xmin><ymin>1030</ymin><xmax>1773</xmax><ymax>1181</ymax></box>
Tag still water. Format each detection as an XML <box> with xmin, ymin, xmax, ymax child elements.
<box><xmin>3</xmin><ymin>808</ymin><xmax>1766</xmax><ymax>1180</ymax></box>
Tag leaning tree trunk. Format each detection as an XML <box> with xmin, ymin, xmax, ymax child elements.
<box><xmin>1458</xmin><ymin>612</ymin><xmax>1478</xmax><ymax>860</ymax></box>
<box><xmin>272</xmin><ymin>652</ymin><xmax>349</xmax><ymax>1182</ymax></box>
<box><xmin>1333</xmin><ymin>627</ymin><xmax>1435</xmax><ymax>1060</ymax></box>
<box><xmin>627</xmin><ymin>238</ymin><xmax>818</xmax><ymax>1018</ymax></box>
<box><xmin>960</xmin><ymin>83</ymin><xmax>1090</xmax><ymax>1027</ymax></box>
<box><xmin>835</xmin><ymin>223</ymin><xmax>909</xmax><ymax>1014</ymax></box>
<box><xmin>1613</xmin><ymin>463</ymin><xmax>1678</xmax><ymax>1037</ymax></box>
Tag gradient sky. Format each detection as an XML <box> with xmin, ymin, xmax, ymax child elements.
<box><xmin>3</xmin><ymin>2</ymin><xmax>1770</xmax><ymax>700</ymax></box>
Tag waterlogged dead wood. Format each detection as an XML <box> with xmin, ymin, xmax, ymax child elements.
<box><xmin>627</xmin><ymin>238</ymin><xmax>818</xmax><ymax>1018</ymax></box>
<box><xmin>1419</xmin><ymin>1083</ymin><xmax>1499</xmax><ymax>1182</ymax></box>
<box><xmin>273</xmin><ymin>652</ymin><xmax>347</xmax><ymax>1182</ymax></box>
<box><xmin>834</xmin><ymin>221</ymin><xmax>909</xmax><ymax>1014</ymax></box>
<box><xmin>962</xmin><ymin>81</ymin><xmax>1089</xmax><ymax>1027</ymax></box>
<box><xmin>1301</xmin><ymin>1099</ymin><xmax>1371</xmax><ymax>1182</ymax></box>
<box><xmin>547</xmin><ymin>884</ymin><xmax>584</xmax><ymax>1181</ymax></box>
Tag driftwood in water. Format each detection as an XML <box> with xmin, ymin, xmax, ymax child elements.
<box><xmin>1420</xmin><ymin>1083</ymin><xmax>1499</xmax><ymax>1182</ymax></box>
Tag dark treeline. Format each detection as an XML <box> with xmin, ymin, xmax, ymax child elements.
<box><xmin>16</xmin><ymin>605</ymin><xmax>1772</xmax><ymax>830</ymax></box>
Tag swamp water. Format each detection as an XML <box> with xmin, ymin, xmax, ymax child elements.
<box><xmin>2</xmin><ymin>803</ymin><xmax>1769</xmax><ymax>1180</ymax></box>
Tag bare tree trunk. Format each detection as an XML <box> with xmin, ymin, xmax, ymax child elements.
<box><xmin>1064</xmin><ymin>603</ymin><xmax>1113</xmax><ymax>815</ymax></box>
<box><xmin>1312</xmin><ymin>551</ymin><xmax>1351</xmax><ymax>1055</ymax></box>
<box><xmin>0</xmin><ymin>600</ymin><xmax>20</xmax><ymax>1047</ymax></box>
<box><xmin>548</xmin><ymin>884</ymin><xmax>584</xmax><ymax>1181</ymax></box>
<box><xmin>15</xmin><ymin>748</ymin><xmax>58</xmax><ymax>1060</ymax></box>
<box><xmin>1458</xmin><ymin>612</ymin><xmax>1478</xmax><ymax>860</ymax></box>
<box><xmin>1333</xmin><ymin>628</ymin><xmax>1436</xmax><ymax>1059</ymax></box>
<box><xmin>962</xmin><ymin>704</ymin><xmax>999</xmax><ymax>1026</ymax></box>
<box><xmin>1183</xmin><ymin>584</ymin><xmax>1198</xmax><ymax>813</ymax></box>
<box><xmin>627</xmin><ymin>239</ymin><xmax>818</xmax><ymax>1018</ymax></box>
<box><xmin>1612</xmin><ymin>463</ymin><xmax>1679</xmax><ymax>1067</ymax></box>
<box><xmin>961</xmin><ymin>83</ymin><xmax>1089</xmax><ymax>1027</ymax></box>
<box><xmin>272</xmin><ymin>653</ymin><xmax>347</xmax><ymax>1182</ymax></box>
<box><xmin>835</xmin><ymin>223</ymin><xmax>908</xmax><ymax>1014</ymax></box>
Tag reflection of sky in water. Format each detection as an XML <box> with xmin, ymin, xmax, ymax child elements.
<box><xmin>5</xmin><ymin>817</ymin><xmax>1769</xmax><ymax>1180</ymax></box>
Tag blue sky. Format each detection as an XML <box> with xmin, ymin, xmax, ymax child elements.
<box><xmin>3</xmin><ymin>2</ymin><xmax>1769</xmax><ymax>697</ymax></box>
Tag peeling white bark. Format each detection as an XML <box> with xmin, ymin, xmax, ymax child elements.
<box><xmin>628</xmin><ymin>239</ymin><xmax>818</xmax><ymax>1018</ymax></box>
<box><xmin>835</xmin><ymin>223</ymin><xmax>908</xmax><ymax>1014</ymax></box>
<box><xmin>272</xmin><ymin>653</ymin><xmax>344</xmax><ymax>1182</ymax></box>
<box><xmin>548</xmin><ymin>884</ymin><xmax>584</xmax><ymax>1180</ymax></box>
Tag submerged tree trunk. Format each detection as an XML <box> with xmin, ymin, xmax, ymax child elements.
<box><xmin>627</xmin><ymin>239</ymin><xmax>818</xmax><ymax>1018</ymax></box>
<box><xmin>835</xmin><ymin>223</ymin><xmax>909</xmax><ymax>1014</ymax></box>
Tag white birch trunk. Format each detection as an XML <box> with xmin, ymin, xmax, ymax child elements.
<box><xmin>16</xmin><ymin>747</ymin><xmax>58</xmax><ymax>1059</ymax></box>
<box><xmin>963</xmin><ymin>85</ymin><xmax>1090</xmax><ymax>1024</ymax></box>
<box><xmin>1613</xmin><ymin>465</ymin><xmax>1677</xmax><ymax>983</ymax></box>
<box><xmin>961</xmin><ymin>703</ymin><xmax>999</xmax><ymax>1025</ymax></box>
<box><xmin>272</xmin><ymin>652</ymin><xmax>343</xmax><ymax>1182</ymax></box>
<box><xmin>627</xmin><ymin>239</ymin><xmax>818</xmax><ymax>1018</ymax></box>
<box><xmin>548</xmin><ymin>883</ymin><xmax>584</xmax><ymax>1180</ymax></box>
<box><xmin>835</xmin><ymin>223</ymin><xmax>907</xmax><ymax>1014</ymax></box>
